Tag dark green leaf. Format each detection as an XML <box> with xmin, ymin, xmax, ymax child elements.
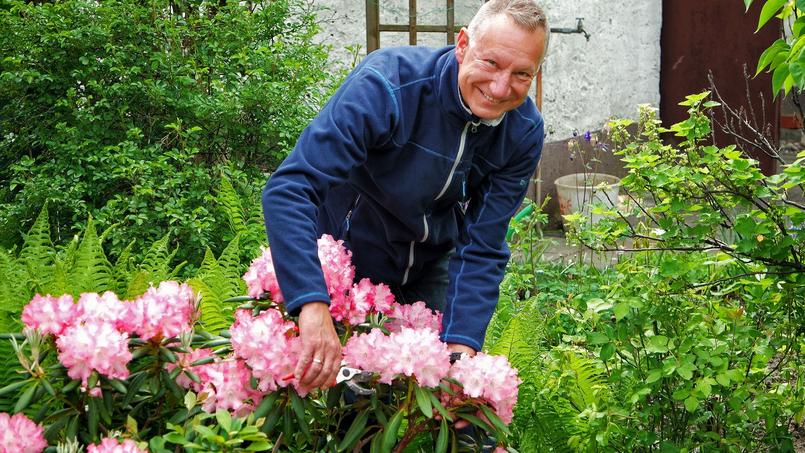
<box><xmin>415</xmin><ymin>386</ymin><xmax>434</xmax><ymax>418</ymax></box>
<box><xmin>337</xmin><ymin>410</ymin><xmax>369</xmax><ymax>452</ymax></box>
<box><xmin>382</xmin><ymin>409</ymin><xmax>404</xmax><ymax>453</ymax></box>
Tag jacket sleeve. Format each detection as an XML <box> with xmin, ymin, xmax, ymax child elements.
<box><xmin>262</xmin><ymin>66</ymin><xmax>399</xmax><ymax>315</ymax></box>
<box><xmin>440</xmin><ymin>117</ymin><xmax>544</xmax><ymax>351</ymax></box>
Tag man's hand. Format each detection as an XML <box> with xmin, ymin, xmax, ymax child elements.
<box><xmin>295</xmin><ymin>302</ymin><xmax>341</xmax><ymax>393</ymax></box>
<box><xmin>444</xmin><ymin>343</ymin><xmax>476</xmax><ymax>429</ymax></box>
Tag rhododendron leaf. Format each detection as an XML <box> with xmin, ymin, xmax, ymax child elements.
<box><xmin>13</xmin><ymin>382</ymin><xmax>37</xmax><ymax>413</ymax></box>
<box><xmin>159</xmin><ymin>347</ymin><xmax>178</xmax><ymax>363</ymax></box>
<box><xmin>282</xmin><ymin>405</ymin><xmax>293</xmax><ymax>445</ymax></box>
<box><xmin>185</xmin><ymin>370</ymin><xmax>201</xmax><ymax>385</ymax></box>
<box><xmin>252</xmin><ymin>391</ymin><xmax>280</xmax><ymax>420</ymax></box>
<box><xmin>261</xmin><ymin>406</ymin><xmax>282</xmax><ymax>434</ymax></box>
<box><xmin>109</xmin><ymin>379</ymin><xmax>128</xmax><ymax>394</ymax></box>
<box><xmin>87</xmin><ymin>397</ymin><xmax>100</xmax><ymax>441</ymax></box>
<box><xmin>0</xmin><ymin>380</ymin><xmax>28</xmax><ymax>398</ymax></box>
<box><xmin>337</xmin><ymin>410</ymin><xmax>369</xmax><ymax>452</ymax></box>
<box><xmin>40</xmin><ymin>378</ymin><xmax>56</xmax><ymax>397</ymax></box>
<box><xmin>382</xmin><ymin>409</ymin><xmax>404</xmax><ymax>452</ymax></box>
<box><xmin>370</xmin><ymin>432</ymin><xmax>383</xmax><ymax>453</ymax></box>
<box><xmin>457</xmin><ymin>412</ymin><xmax>493</xmax><ymax>434</ymax></box>
<box><xmin>101</xmin><ymin>391</ymin><xmax>114</xmax><ymax>425</ymax></box>
<box><xmin>62</xmin><ymin>379</ymin><xmax>80</xmax><ymax>394</ymax></box>
<box><xmin>290</xmin><ymin>391</ymin><xmax>312</xmax><ymax>443</ymax></box>
<box><xmin>65</xmin><ymin>414</ymin><xmax>79</xmax><ymax>439</ymax></box>
<box><xmin>414</xmin><ymin>386</ymin><xmax>433</xmax><ymax>419</ymax></box>
<box><xmin>435</xmin><ymin>417</ymin><xmax>449</xmax><ymax>453</ymax></box>
<box><xmin>428</xmin><ymin>392</ymin><xmax>453</xmax><ymax>422</ymax></box>
<box><xmin>478</xmin><ymin>404</ymin><xmax>511</xmax><ymax>437</ymax></box>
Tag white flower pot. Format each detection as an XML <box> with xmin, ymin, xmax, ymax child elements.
<box><xmin>554</xmin><ymin>173</ymin><xmax>621</xmax><ymax>226</ymax></box>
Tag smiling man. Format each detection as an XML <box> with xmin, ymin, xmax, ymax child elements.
<box><xmin>262</xmin><ymin>0</ymin><xmax>549</xmax><ymax>392</ymax></box>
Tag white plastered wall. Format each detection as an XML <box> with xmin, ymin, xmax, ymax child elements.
<box><xmin>311</xmin><ymin>0</ymin><xmax>662</xmax><ymax>142</ymax></box>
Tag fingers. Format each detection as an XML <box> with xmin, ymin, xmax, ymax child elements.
<box><xmin>295</xmin><ymin>302</ymin><xmax>342</xmax><ymax>392</ymax></box>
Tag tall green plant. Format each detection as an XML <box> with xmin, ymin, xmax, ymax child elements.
<box><xmin>0</xmin><ymin>0</ymin><xmax>334</xmax><ymax>267</ymax></box>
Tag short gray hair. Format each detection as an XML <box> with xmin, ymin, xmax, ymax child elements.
<box><xmin>468</xmin><ymin>0</ymin><xmax>550</xmax><ymax>60</ymax></box>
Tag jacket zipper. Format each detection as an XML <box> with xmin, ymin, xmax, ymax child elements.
<box><xmin>342</xmin><ymin>194</ymin><xmax>361</xmax><ymax>238</ymax></box>
<box><xmin>402</xmin><ymin>120</ymin><xmax>477</xmax><ymax>285</ymax></box>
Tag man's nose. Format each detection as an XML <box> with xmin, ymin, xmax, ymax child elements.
<box><xmin>488</xmin><ymin>71</ymin><xmax>512</xmax><ymax>98</ymax></box>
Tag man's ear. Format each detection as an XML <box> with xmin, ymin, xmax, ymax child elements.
<box><xmin>455</xmin><ymin>28</ymin><xmax>469</xmax><ymax>63</ymax></box>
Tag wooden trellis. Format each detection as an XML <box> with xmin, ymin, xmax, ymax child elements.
<box><xmin>365</xmin><ymin>0</ymin><xmax>462</xmax><ymax>52</ymax></box>
<box><xmin>364</xmin><ymin>0</ymin><xmax>542</xmax><ymax>111</ymax></box>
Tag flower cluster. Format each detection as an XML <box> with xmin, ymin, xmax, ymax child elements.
<box><xmin>0</xmin><ymin>412</ymin><xmax>46</xmax><ymax>453</ymax></box>
<box><xmin>447</xmin><ymin>353</ymin><xmax>522</xmax><ymax>423</ymax></box>
<box><xmin>197</xmin><ymin>359</ymin><xmax>263</xmax><ymax>416</ymax></box>
<box><xmin>244</xmin><ymin>234</ymin><xmax>397</xmax><ymax>325</ymax></box>
<box><xmin>343</xmin><ymin>327</ymin><xmax>451</xmax><ymax>388</ymax></box>
<box><xmin>386</xmin><ymin>301</ymin><xmax>442</xmax><ymax>333</ymax></box>
<box><xmin>229</xmin><ymin>308</ymin><xmax>301</xmax><ymax>392</ymax></box>
<box><xmin>86</xmin><ymin>438</ymin><xmax>148</xmax><ymax>453</ymax></box>
<box><xmin>55</xmin><ymin>321</ymin><xmax>132</xmax><ymax>395</ymax></box>
<box><xmin>21</xmin><ymin>281</ymin><xmax>197</xmax><ymax>394</ymax></box>
<box><xmin>128</xmin><ymin>281</ymin><xmax>196</xmax><ymax>340</ymax></box>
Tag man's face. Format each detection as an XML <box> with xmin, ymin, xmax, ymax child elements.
<box><xmin>455</xmin><ymin>14</ymin><xmax>546</xmax><ymax>120</ymax></box>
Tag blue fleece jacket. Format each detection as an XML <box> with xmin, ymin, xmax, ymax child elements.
<box><xmin>262</xmin><ymin>45</ymin><xmax>544</xmax><ymax>351</ymax></box>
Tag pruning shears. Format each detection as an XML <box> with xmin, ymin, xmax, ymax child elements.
<box><xmin>336</xmin><ymin>361</ymin><xmax>375</xmax><ymax>396</ymax></box>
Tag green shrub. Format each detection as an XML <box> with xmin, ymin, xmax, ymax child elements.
<box><xmin>0</xmin><ymin>0</ymin><xmax>336</xmax><ymax>267</ymax></box>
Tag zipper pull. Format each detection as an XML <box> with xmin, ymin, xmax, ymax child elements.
<box><xmin>471</xmin><ymin>125</ymin><xmax>478</xmax><ymax>133</ymax></box>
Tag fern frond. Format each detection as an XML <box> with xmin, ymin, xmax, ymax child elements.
<box><xmin>188</xmin><ymin>247</ymin><xmax>235</xmax><ymax>334</ymax></box>
<box><xmin>112</xmin><ymin>241</ymin><xmax>135</xmax><ymax>296</ymax></box>
<box><xmin>67</xmin><ymin>216</ymin><xmax>115</xmax><ymax>295</ymax></box>
<box><xmin>125</xmin><ymin>234</ymin><xmax>175</xmax><ymax>298</ymax></box>
<box><xmin>20</xmin><ymin>204</ymin><xmax>56</xmax><ymax>294</ymax></box>
<box><xmin>218</xmin><ymin>174</ymin><xmax>247</xmax><ymax>237</ymax></box>
<box><xmin>0</xmin><ymin>248</ymin><xmax>31</xmax><ymax>318</ymax></box>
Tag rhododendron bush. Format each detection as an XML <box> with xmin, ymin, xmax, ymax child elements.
<box><xmin>1</xmin><ymin>235</ymin><xmax>520</xmax><ymax>452</ymax></box>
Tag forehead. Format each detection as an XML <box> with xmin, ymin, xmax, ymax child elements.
<box><xmin>470</xmin><ymin>14</ymin><xmax>545</xmax><ymax>69</ymax></box>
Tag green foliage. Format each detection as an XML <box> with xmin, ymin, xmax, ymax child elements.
<box><xmin>149</xmin><ymin>409</ymin><xmax>272</xmax><ymax>452</ymax></box>
<box><xmin>502</xmin><ymin>98</ymin><xmax>805</xmax><ymax>451</ymax></box>
<box><xmin>747</xmin><ymin>0</ymin><xmax>805</xmax><ymax>95</ymax></box>
<box><xmin>0</xmin><ymin>0</ymin><xmax>333</xmax><ymax>268</ymax></box>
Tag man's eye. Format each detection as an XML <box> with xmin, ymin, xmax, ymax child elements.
<box><xmin>515</xmin><ymin>72</ymin><xmax>533</xmax><ymax>80</ymax></box>
<box><xmin>484</xmin><ymin>59</ymin><xmax>497</xmax><ymax>67</ymax></box>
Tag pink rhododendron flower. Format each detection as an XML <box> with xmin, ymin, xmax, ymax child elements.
<box><xmin>343</xmin><ymin>327</ymin><xmax>451</xmax><ymax>388</ymax></box>
<box><xmin>243</xmin><ymin>245</ymin><xmax>283</xmax><ymax>301</ymax></box>
<box><xmin>246</xmin><ymin>235</ymin><xmax>388</xmax><ymax>325</ymax></box>
<box><xmin>230</xmin><ymin>309</ymin><xmax>301</xmax><ymax>392</ymax></box>
<box><xmin>21</xmin><ymin>294</ymin><xmax>76</xmax><ymax>336</ymax></box>
<box><xmin>386</xmin><ymin>301</ymin><xmax>443</xmax><ymax>333</ymax></box>
<box><xmin>448</xmin><ymin>353</ymin><xmax>521</xmax><ymax>423</ymax></box>
<box><xmin>167</xmin><ymin>347</ymin><xmax>216</xmax><ymax>392</ymax></box>
<box><xmin>341</xmin><ymin>278</ymin><xmax>396</xmax><ymax>325</ymax></box>
<box><xmin>198</xmin><ymin>359</ymin><xmax>261</xmax><ymax>417</ymax></box>
<box><xmin>55</xmin><ymin>321</ymin><xmax>132</xmax><ymax>392</ymax></box>
<box><xmin>126</xmin><ymin>281</ymin><xmax>196</xmax><ymax>340</ymax></box>
<box><xmin>316</xmin><ymin>234</ymin><xmax>355</xmax><ymax>315</ymax></box>
<box><xmin>87</xmin><ymin>438</ymin><xmax>147</xmax><ymax>453</ymax></box>
<box><xmin>74</xmin><ymin>292</ymin><xmax>128</xmax><ymax>330</ymax></box>
<box><xmin>0</xmin><ymin>412</ymin><xmax>47</xmax><ymax>453</ymax></box>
